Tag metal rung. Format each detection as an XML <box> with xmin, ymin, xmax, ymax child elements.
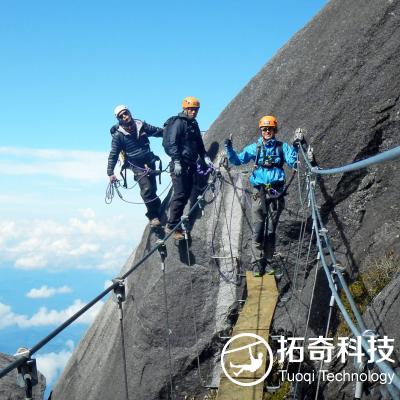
<box><xmin>270</xmin><ymin>335</ymin><xmax>282</xmax><ymax>341</ymax></box>
<box><xmin>266</xmin><ymin>384</ymin><xmax>281</xmax><ymax>392</ymax></box>
<box><xmin>211</xmin><ymin>255</ymin><xmax>238</xmax><ymax>260</ymax></box>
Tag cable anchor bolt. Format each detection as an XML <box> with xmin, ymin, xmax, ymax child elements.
<box><xmin>180</xmin><ymin>216</ymin><xmax>189</xmax><ymax>240</ymax></box>
<box><xmin>197</xmin><ymin>195</ymin><xmax>205</xmax><ymax>216</ymax></box>
<box><xmin>15</xmin><ymin>348</ymin><xmax>38</xmax><ymax>400</ymax></box>
<box><xmin>112</xmin><ymin>278</ymin><xmax>126</xmax><ymax>304</ymax></box>
<box><xmin>156</xmin><ymin>239</ymin><xmax>168</xmax><ymax>271</ymax></box>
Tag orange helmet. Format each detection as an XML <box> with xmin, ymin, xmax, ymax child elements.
<box><xmin>182</xmin><ymin>96</ymin><xmax>200</xmax><ymax>109</ymax></box>
<box><xmin>259</xmin><ymin>115</ymin><xmax>278</xmax><ymax>129</ymax></box>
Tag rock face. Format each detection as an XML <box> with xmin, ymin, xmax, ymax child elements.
<box><xmin>52</xmin><ymin>0</ymin><xmax>400</xmax><ymax>399</ymax></box>
<box><xmin>52</xmin><ymin>174</ymin><xmax>248</xmax><ymax>400</ymax></box>
<box><xmin>0</xmin><ymin>353</ymin><xmax>46</xmax><ymax>400</ymax></box>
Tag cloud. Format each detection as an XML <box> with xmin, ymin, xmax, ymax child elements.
<box><xmin>36</xmin><ymin>340</ymin><xmax>74</xmax><ymax>385</ymax></box>
<box><xmin>0</xmin><ymin>213</ymin><xmax>135</xmax><ymax>272</ymax></box>
<box><xmin>79</xmin><ymin>208</ymin><xmax>96</xmax><ymax>219</ymax></box>
<box><xmin>0</xmin><ymin>146</ymin><xmax>108</xmax><ymax>183</ymax></box>
<box><xmin>26</xmin><ymin>285</ymin><xmax>73</xmax><ymax>299</ymax></box>
<box><xmin>0</xmin><ymin>299</ymin><xmax>104</xmax><ymax>330</ymax></box>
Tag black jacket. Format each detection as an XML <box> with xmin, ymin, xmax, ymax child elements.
<box><xmin>107</xmin><ymin>119</ymin><xmax>163</xmax><ymax>176</ymax></box>
<box><xmin>163</xmin><ymin>112</ymin><xmax>206</xmax><ymax>165</ymax></box>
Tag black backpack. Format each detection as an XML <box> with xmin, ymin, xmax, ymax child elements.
<box><xmin>162</xmin><ymin>116</ymin><xmax>186</xmax><ymax>156</ymax></box>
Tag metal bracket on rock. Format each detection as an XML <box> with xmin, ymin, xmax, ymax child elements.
<box><xmin>15</xmin><ymin>347</ymin><xmax>38</xmax><ymax>400</ymax></box>
<box><xmin>112</xmin><ymin>279</ymin><xmax>126</xmax><ymax>304</ymax></box>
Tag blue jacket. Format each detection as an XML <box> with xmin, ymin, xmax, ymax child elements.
<box><xmin>226</xmin><ymin>137</ymin><xmax>298</xmax><ymax>187</ymax></box>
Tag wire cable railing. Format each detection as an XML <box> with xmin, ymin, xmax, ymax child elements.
<box><xmin>295</xmin><ymin>144</ymin><xmax>400</xmax><ymax>399</ymax></box>
<box><xmin>0</xmin><ymin>176</ymin><xmax>217</xmax><ymax>388</ymax></box>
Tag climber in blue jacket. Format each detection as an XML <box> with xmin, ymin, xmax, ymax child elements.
<box><xmin>225</xmin><ymin>115</ymin><xmax>304</xmax><ymax>277</ymax></box>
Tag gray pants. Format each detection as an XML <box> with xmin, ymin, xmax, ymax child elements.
<box><xmin>251</xmin><ymin>191</ymin><xmax>285</xmax><ymax>263</ymax></box>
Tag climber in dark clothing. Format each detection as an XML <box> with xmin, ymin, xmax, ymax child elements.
<box><xmin>107</xmin><ymin>105</ymin><xmax>163</xmax><ymax>228</ymax></box>
<box><xmin>163</xmin><ymin>96</ymin><xmax>213</xmax><ymax>240</ymax></box>
<box><xmin>225</xmin><ymin>115</ymin><xmax>304</xmax><ymax>276</ymax></box>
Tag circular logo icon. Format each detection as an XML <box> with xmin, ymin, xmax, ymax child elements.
<box><xmin>221</xmin><ymin>332</ymin><xmax>274</xmax><ymax>387</ymax></box>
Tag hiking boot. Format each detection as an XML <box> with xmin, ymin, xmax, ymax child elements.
<box><xmin>164</xmin><ymin>225</ymin><xmax>185</xmax><ymax>241</ymax></box>
<box><xmin>265</xmin><ymin>264</ymin><xmax>284</xmax><ymax>279</ymax></box>
<box><xmin>252</xmin><ymin>261</ymin><xmax>264</xmax><ymax>277</ymax></box>
<box><xmin>173</xmin><ymin>229</ymin><xmax>185</xmax><ymax>241</ymax></box>
<box><xmin>274</xmin><ymin>265</ymin><xmax>283</xmax><ymax>279</ymax></box>
<box><xmin>264</xmin><ymin>264</ymin><xmax>276</xmax><ymax>275</ymax></box>
<box><xmin>149</xmin><ymin>218</ymin><xmax>161</xmax><ymax>228</ymax></box>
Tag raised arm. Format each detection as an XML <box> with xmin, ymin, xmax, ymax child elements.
<box><xmin>226</xmin><ymin>142</ymin><xmax>257</xmax><ymax>166</ymax></box>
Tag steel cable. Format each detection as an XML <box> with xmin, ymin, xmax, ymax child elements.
<box><xmin>0</xmin><ymin>179</ymin><xmax>214</xmax><ymax>379</ymax></box>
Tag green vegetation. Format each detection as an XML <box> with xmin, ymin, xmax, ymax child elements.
<box><xmin>203</xmin><ymin>389</ymin><xmax>218</xmax><ymax>400</ymax></box>
<box><xmin>263</xmin><ymin>381</ymin><xmax>291</xmax><ymax>400</ymax></box>
<box><xmin>336</xmin><ymin>251</ymin><xmax>399</xmax><ymax>337</ymax></box>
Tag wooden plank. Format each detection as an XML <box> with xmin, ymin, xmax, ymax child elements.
<box><xmin>231</xmin><ymin>329</ymin><xmax>269</xmax><ymax>337</ymax></box>
<box><xmin>216</xmin><ymin>271</ymin><xmax>279</xmax><ymax>400</ymax></box>
<box><xmin>217</xmin><ymin>377</ymin><xmax>264</xmax><ymax>400</ymax></box>
<box><xmin>233</xmin><ymin>273</ymin><xmax>278</xmax><ymax>331</ymax></box>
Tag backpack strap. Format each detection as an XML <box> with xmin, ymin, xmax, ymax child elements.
<box><xmin>275</xmin><ymin>141</ymin><xmax>284</xmax><ymax>169</ymax></box>
<box><xmin>259</xmin><ymin>140</ymin><xmax>284</xmax><ymax>169</ymax></box>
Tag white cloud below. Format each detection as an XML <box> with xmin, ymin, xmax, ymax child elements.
<box><xmin>0</xmin><ymin>146</ymin><xmax>108</xmax><ymax>183</ymax></box>
<box><xmin>0</xmin><ymin>299</ymin><xmax>104</xmax><ymax>330</ymax></box>
<box><xmin>0</xmin><ymin>209</ymin><xmax>135</xmax><ymax>272</ymax></box>
<box><xmin>36</xmin><ymin>340</ymin><xmax>75</xmax><ymax>386</ymax></box>
<box><xmin>26</xmin><ymin>285</ymin><xmax>73</xmax><ymax>299</ymax></box>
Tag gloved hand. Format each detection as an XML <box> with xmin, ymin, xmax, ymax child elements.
<box><xmin>293</xmin><ymin>128</ymin><xmax>306</xmax><ymax>147</ymax></box>
<box><xmin>109</xmin><ymin>174</ymin><xmax>118</xmax><ymax>183</ymax></box>
<box><xmin>173</xmin><ymin>160</ymin><xmax>182</xmax><ymax>176</ymax></box>
<box><xmin>224</xmin><ymin>138</ymin><xmax>232</xmax><ymax>149</ymax></box>
<box><xmin>204</xmin><ymin>156</ymin><xmax>214</xmax><ymax>167</ymax></box>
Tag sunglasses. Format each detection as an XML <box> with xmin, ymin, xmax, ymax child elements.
<box><xmin>118</xmin><ymin>110</ymin><xmax>130</xmax><ymax>119</ymax></box>
<box><xmin>261</xmin><ymin>127</ymin><xmax>275</xmax><ymax>132</ymax></box>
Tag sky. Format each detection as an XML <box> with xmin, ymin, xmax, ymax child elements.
<box><xmin>0</xmin><ymin>0</ymin><xmax>328</xmax><ymax>397</ymax></box>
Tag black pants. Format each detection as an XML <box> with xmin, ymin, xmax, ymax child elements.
<box><xmin>251</xmin><ymin>190</ymin><xmax>285</xmax><ymax>263</ymax></box>
<box><xmin>131</xmin><ymin>161</ymin><xmax>161</xmax><ymax>220</ymax></box>
<box><xmin>167</xmin><ymin>164</ymin><xmax>196</xmax><ymax>228</ymax></box>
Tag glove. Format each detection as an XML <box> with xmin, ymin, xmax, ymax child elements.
<box><xmin>173</xmin><ymin>160</ymin><xmax>182</xmax><ymax>176</ymax></box>
<box><xmin>204</xmin><ymin>156</ymin><xmax>214</xmax><ymax>167</ymax></box>
<box><xmin>109</xmin><ymin>174</ymin><xmax>118</xmax><ymax>183</ymax></box>
<box><xmin>224</xmin><ymin>138</ymin><xmax>232</xmax><ymax>149</ymax></box>
<box><xmin>293</xmin><ymin>128</ymin><xmax>306</xmax><ymax>147</ymax></box>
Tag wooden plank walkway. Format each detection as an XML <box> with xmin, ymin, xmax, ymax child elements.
<box><xmin>216</xmin><ymin>272</ymin><xmax>279</xmax><ymax>400</ymax></box>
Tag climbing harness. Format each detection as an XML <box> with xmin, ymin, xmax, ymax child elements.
<box><xmin>196</xmin><ymin>160</ymin><xmax>215</xmax><ymax>176</ymax></box>
<box><xmin>3</xmin><ymin>144</ymin><xmax>400</xmax><ymax>399</ymax></box>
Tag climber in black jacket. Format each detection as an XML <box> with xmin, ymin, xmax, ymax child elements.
<box><xmin>107</xmin><ymin>105</ymin><xmax>163</xmax><ymax>228</ymax></box>
<box><xmin>163</xmin><ymin>96</ymin><xmax>213</xmax><ymax>240</ymax></box>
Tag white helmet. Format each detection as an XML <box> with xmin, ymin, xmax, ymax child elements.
<box><xmin>114</xmin><ymin>105</ymin><xmax>129</xmax><ymax>118</ymax></box>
